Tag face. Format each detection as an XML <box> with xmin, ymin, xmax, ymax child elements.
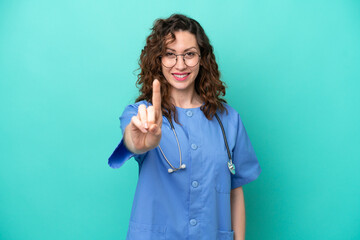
<box><xmin>161</xmin><ymin>31</ymin><xmax>201</xmax><ymax>96</ymax></box>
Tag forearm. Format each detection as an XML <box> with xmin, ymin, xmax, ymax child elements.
<box><xmin>231</xmin><ymin>186</ymin><xmax>246</xmax><ymax>240</ymax></box>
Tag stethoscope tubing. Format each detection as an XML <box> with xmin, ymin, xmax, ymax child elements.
<box><xmin>159</xmin><ymin>112</ymin><xmax>235</xmax><ymax>174</ymax></box>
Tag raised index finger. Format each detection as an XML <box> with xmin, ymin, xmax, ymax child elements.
<box><xmin>152</xmin><ymin>79</ymin><xmax>162</xmax><ymax>118</ymax></box>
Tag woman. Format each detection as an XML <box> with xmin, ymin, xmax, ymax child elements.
<box><xmin>108</xmin><ymin>14</ymin><xmax>261</xmax><ymax>240</ymax></box>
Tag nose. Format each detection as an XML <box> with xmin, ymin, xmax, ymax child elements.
<box><xmin>174</xmin><ymin>56</ymin><xmax>187</xmax><ymax>70</ymax></box>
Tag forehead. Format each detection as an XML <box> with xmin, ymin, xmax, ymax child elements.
<box><xmin>165</xmin><ymin>31</ymin><xmax>199</xmax><ymax>51</ymax></box>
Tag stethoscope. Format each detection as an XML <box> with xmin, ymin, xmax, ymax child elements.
<box><xmin>158</xmin><ymin>113</ymin><xmax>235</xmax><ymax>175</ymax></box>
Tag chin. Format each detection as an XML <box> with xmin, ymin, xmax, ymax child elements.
<box><xmin>171</xmin><ymin>81</ymin><xmax>194</xmax><ymax>91</ymax></box>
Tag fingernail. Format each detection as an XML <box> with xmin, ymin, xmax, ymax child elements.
<box><xmin>144</xmin><ymin>122</ymin><xmax>148</xmax><ymax>129</ymax></box>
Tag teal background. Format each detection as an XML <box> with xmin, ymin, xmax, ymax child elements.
<box><xmin>1</xmin><ymin>0</ymin><xmax>359</xmax><ymax>239</ymax></box>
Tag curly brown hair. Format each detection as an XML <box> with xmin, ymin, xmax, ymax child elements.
<box><xmin>135</xmin><ymin>13</ymin><xmax>227</xmax><ymax>124</ymax></box>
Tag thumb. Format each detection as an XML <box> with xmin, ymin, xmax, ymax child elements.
<box><xmin>149</xmin><ymin>123</ymin><xmax>161</xmax><ymax>136</ymax></box>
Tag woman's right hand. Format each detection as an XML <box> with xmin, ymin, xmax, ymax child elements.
<box><xmin>124</xmin><ymin>79</ymin><xmax>162</xmax><ymax>154</ymax></box>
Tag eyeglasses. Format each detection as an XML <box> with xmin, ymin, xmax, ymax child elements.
<box><xmin>160</xmin><ymin>51</ymin><xmax>201</xmax><ymax>68</ymax></box>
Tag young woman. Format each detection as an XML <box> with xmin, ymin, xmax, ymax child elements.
<box><xmin>108</xmin><ymin>14</ymin><xmax>261</xmax><ymax>240</ymax></box>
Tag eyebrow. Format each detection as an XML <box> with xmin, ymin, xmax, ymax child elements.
<box><xmin>166</xmin><ymin>47</ymin><xmax>198</xmax><ymax>52</ymax></box>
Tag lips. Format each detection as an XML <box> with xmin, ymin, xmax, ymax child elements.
<box><xmin>172</xmin><ymin>73</ymin><xmax>190</xmax><ymax>81</ymax></box>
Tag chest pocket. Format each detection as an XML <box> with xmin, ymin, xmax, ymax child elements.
<box><xmin>213</xmin><ymin>151</ymin><xmax>232</xmax><ymax>194</ymax></box>
<box><xmin>127</xmin><ymin>221</ymin><xmax>166</xmax><ymax>240</ymax></box>
<box><xmin>213</xmin><ymin>152</ymin><xmax>233</xmax><ymax>231</ymax></box>
<box><xmin>218</xmin><ymin>230</ymin><xmax>234</xmax><ymax>240</ymax></box>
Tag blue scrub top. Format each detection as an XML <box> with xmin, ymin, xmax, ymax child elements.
<box><xmin>108</xmin><ymin>100</ymin><xmax>261</xmax><ymax>240</ymax></box>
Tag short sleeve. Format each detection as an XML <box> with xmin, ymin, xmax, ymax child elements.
<box><xmin>108</xmin><ymin>102</ymin><xmax>148</xmax><ymax>168</ymax></box>
<box><xmin>231</xmin><ymin>113</ymin><xmax>261</xmax><ymax>189</ymax></box>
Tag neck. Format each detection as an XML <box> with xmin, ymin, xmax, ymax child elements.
<box><xmin>170</xmin><ymin>88</ymin><xmax>203</xmax><ymax>108</ymax></box>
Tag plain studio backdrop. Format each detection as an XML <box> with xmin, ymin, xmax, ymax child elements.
<box><xmin>0</xmin><ymin>1</ymin><xmax>359</xmax><ymax>239</ymax></box>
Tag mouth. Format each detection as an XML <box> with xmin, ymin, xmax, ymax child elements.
<box><xmin>171</xmin><ymin>73</ymin><xmax>190</xmax><ymax>81</ymax></box>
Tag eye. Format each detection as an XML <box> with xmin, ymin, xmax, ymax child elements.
<box><xmin>165</xmin><ymin>52</ymin><xmax>175</xmax><ymax>57</ymax></box>
<box><xmin>185</xmin><ymin>52</ymin><xmax>196</xmax><ymax>58</ymax></box>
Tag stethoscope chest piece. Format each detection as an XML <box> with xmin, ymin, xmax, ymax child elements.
<box><xmin>228</xmin><ymin>161</ymin><xmax>236</xmax><ymax>175</ymax></box>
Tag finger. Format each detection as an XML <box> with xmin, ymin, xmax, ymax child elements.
<box><xmin>138</xmin><ymin>104</ymin><xmax>148</xmax><ymax>129</ymax></box>
<box><xmin>131</xmin><ymin>116</ymin><xmax>147</xmax><ymax>133</ymax></box>
<box><xmin>152</xmin><ymin>79</ymin><xmax>162</xmax><ymax>119</ymax></box>
<box><xmin>147</xmin><ymin>106</ymin><xmax>155</xmax><ymax>125</ymax></box>
<box><xmin>149</xmin><ymin>123</ymin><xmax>161</xmax><ymax>136</ymax></box>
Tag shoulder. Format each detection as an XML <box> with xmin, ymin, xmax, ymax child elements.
<box><xmin>119</xmin><ymin>100</ymin><xmax>151</xmax><ymax>120</ymax></box>
<box><xmin>217</xmin><ymin>103</ymin><xmax>241</xmax><ymax>121</ymax></box>
<box><xmin>222</xmin><ymin>103</ymin><xmax>238</xmax><ymax>116</ymax></box>
<box><xmin>123</xmin><ymin>100</ymin><xmax>151</xmax><ymax>112</ymax></box>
